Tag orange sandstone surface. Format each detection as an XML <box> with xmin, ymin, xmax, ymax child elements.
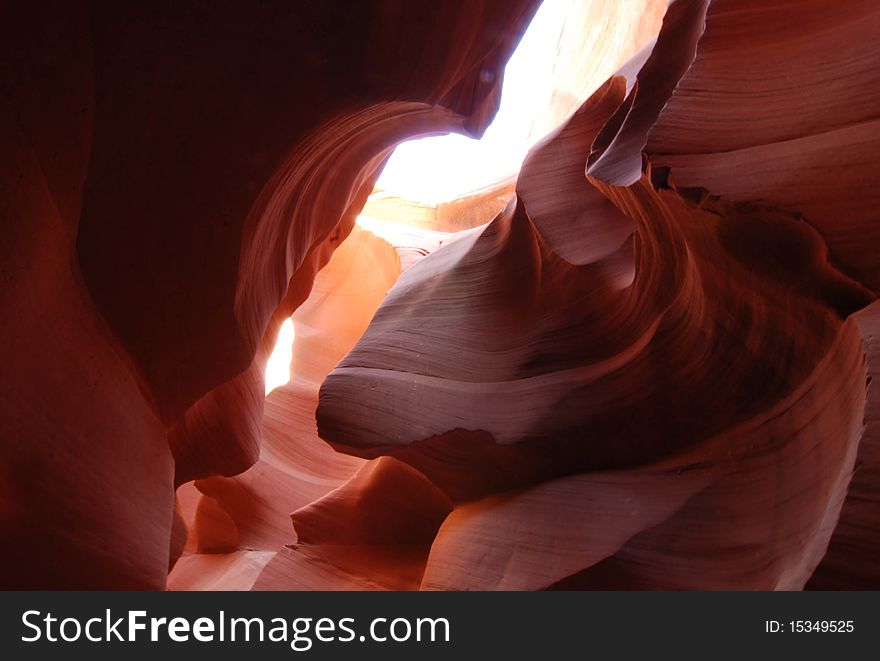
<box><xmin>2</xmin><ymin>0</ymin><xmax>879</xmax><ymax>590</ymax></box>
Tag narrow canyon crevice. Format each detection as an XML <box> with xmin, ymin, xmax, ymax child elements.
<box><xmin>2</xmin><ymin>0</ymin><xmax>879</xmax><ymax>591</ymax></box>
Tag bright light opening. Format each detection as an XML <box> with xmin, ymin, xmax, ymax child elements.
<box><xmin>265</xmin><ymin>0</ymin><xmax>667</xmax><ymax>396</ymax></box>
<box><xmin>264</xmin><ymin>318</ymin><xmax>295</xmax><ymax>395</ymax></box>
<box><xmin>373</xmin><ymin>0</ymin><xmax>570</xmax><ymax>205</ymax></box>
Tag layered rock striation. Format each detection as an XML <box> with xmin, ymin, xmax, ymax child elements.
<box><xmin>2</xmin><ymin>0</ymin><xmax>879</xmax><ymax>590</ymax></box>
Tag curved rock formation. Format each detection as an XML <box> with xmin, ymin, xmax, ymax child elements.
<box><xmin>316</xmin><ymin>0</ymin><xmax>880</xmax><ymax>590</ymax></box>
<box><xmin>3</xmin><ymin>0</ymin><xmax>880</xmax><ymax>591</ymax></box>
<box><xmin>1</xmin><ymin>0</ymin><xmax>537</xmax><ymax>589</ymax></box>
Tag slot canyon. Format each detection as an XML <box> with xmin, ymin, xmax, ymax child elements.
<box><xmin>1</xmin><ymin>0</ymin><xmax>879</xmax><ymax>590</ymax></box>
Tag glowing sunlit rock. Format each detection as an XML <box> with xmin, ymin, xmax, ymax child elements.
<box><xmin>4</xmin><ymin>0</ymin><xmax>880</xmax><ymax>593</ymax></box>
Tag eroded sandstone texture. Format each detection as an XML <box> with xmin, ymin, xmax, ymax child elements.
<box><xmin>2</xmin><ymin>0</ymin><xmax>879</xmax><ymax>590</ymax></box>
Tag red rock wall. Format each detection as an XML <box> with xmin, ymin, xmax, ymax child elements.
<box><xmin>317</xmin><ymin>0</ymin><xmax>880</xmax><ymax>590</ymax></box>
<box><xmin>1</xmin><ymin>0</ymin><xmax>538</xmax><ymax>589</ymax></box>
<box><xmin>3</xmin><ymin>0</ymin><xmax>879</xmax><ymax>590</ymax></box>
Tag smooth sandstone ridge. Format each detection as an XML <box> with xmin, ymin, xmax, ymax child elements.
<box><xmin>3</xmin><ymin>0</ymin><xmax>880</xmax><ymax>590</ymax></box>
